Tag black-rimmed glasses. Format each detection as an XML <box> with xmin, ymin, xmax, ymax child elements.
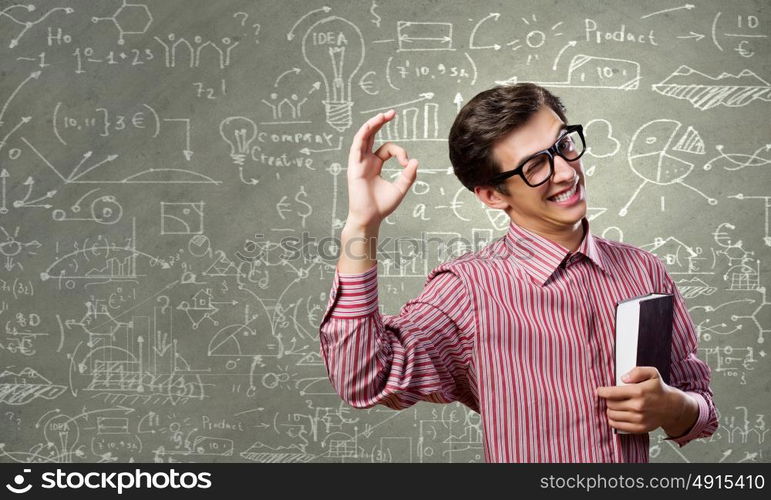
<box><xmin>488</xmin><ymin>124</ymin><xmax>586</xmax><ymax>187</ymax></box>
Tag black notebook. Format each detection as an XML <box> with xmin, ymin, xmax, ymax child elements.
<box><xmin>613</xmin><ymin>293</ymin><xmax>674</xmax><ymax>434</ymax></box>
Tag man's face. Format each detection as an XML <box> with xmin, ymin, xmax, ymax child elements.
<box><xmin>481</xmin><ymin>106</ymin><xmax>587</xmax><ymax>232</ymax></box>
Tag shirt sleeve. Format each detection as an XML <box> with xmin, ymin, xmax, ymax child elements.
<box><xmin>648</xmin><ymin>254</ymin><xmax>719</xmax><ymax>447</ymax></box>
<box><xmin>318</xmin><ymin>263</ymin><xmax>477</xmax><ymax>412</ymax></box>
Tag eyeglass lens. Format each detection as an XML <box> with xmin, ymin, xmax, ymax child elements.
<box><xmin>522</xmin><ymin>129</ymin><xmax>584</xmax><ymax>186</ymax></box>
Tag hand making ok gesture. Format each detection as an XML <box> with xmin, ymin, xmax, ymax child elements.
<box><xmin>345</xmin><ymin>109</ymin><xmax>420</xmax><ymax>230</ymax></box>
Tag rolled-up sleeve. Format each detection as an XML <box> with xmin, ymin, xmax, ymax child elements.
<box><xmin>649</xmin><ymin>255</ymin><xmax>719</xmax><ymax>447</ymax></box>
<box><xmin>318</xmin><ymin>263</ymin><xmax>477</xmax><ymax>412</ymax></box>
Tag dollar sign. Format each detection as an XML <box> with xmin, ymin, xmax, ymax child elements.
<box><xmin>294</xmin><ymin>186</ymin><xmax>312</xmax><ymax>228</ymax></box>
<box><xmin>370</xmin><ymin>1</ymin><xmax>381</xmax><ymax>28</ymax></box>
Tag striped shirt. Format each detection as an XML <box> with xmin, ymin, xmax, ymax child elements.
<box><xmin>318</xmin><ymin>216</ymin><xmax>718</xmax><ymax>462</ymax></box>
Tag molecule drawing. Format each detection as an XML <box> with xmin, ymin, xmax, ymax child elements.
<box><xmin>91</xmin><ymin>0</ymin><xmax>152</xmax><ymax>45</ymax></box>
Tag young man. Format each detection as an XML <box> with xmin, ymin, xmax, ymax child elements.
<box><xmin>318</xmin><ymin>83</ymin><xmax>718</xmax><ymax>462</ymax></box>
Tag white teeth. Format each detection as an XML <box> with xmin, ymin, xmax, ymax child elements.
<box><xmin>549</xmin><ymin>184</ymin><xmax>578</xmax><ymax>202</ymax></box>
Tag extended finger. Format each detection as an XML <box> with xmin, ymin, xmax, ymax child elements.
<box><xmin>366</xmin><ymin>109</ymin><xmax>395</xmax><ymax>152</ymax></box>
<box><xmin>596</xmin><ymin>385</ymin><xmax>640</xmax><ymax>400</ymax></box>
<box><xmin>607</xmin><ymin>418</ymin><xmax>644</xmax><ymax>434</ymax></box>
<box><xmin>366</xmin><ymin>109</ymin><xmax>396</xmax><ymax>155</ymax></box>
<box><xmin>366</xmin><ymin>116</ymin><xmax>378</xmax><ymax>153</ymax></box>
<box><xmin>350</xmin><ymin>114</ymin><xmax>379</xmax><ymax>162</ymax></box>
<box><xmin>351</xmin><ymin>110</ymin><xmax>395</xmax><ymax>162</ymax></box>
<box><xmin>604</xmin><ymin>398</ymin><xmax>643</xmax><ymax>412</ymax></box>
<box><xmin>607</xmin><ymin>409</ymin><xmax>643</xmax><ymax>423</ymax></box>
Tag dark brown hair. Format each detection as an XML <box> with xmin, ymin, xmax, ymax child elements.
<box><xmin>448</xmin><ymin>83</ymin><xmax>568</xmax><ymax>195</ymax></box>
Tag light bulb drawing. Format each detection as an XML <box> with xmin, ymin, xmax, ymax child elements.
<box><xmin>302</xmin><ymin>16</ymin><xmax>365</xmax><ymax>132</ymax></box>
<box><xmin>219</xmin><ymin>116</ymin><xmax>257</xmax><ymax>165</ymax></box>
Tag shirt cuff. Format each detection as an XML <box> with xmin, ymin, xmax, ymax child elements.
<box><xmin>329</xmin><ymin>263</ymin><xmax>379</xmax><ymax>318</ymax></box>
<box><xmin>663</xmin><ymin>391</ymin><xmax>709</xmax><ymax>447</ymax></box>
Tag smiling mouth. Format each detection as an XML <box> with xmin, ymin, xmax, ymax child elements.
<box><xmin>547</xmin><ymin>182</ymin><xmax>579</xmax><ymax>202</ymax></box>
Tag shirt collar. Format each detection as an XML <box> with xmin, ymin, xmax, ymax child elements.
<box><xmin>504</xmin><ymin>216</ymin><xmax>610</xmax><ymax>286</ymax></box>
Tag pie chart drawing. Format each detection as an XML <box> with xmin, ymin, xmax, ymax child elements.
<box><xmin>621</xmin><ymin>119</ymin><xmax>716</xmax><ymax>216</ymax></box>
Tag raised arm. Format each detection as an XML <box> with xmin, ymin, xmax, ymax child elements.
<box><xmin>318</xmin><ymin>110</ymin><xmax>477</xmax><ymax>412</ymax></box>
<box><xmin>338</xmin><ymin>108</ymin><xmax>419</xmax><ymax>274</ymax></box>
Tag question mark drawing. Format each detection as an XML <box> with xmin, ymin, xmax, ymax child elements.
<box><xmin>157</xmin><ymin>295</ymin><xmax>170</xmax><ymax>315</ymax></box>
<box><xmin>233</xmin><ymin>12</ymin><xmax>260</xmax><ymax>43</ymax></box>
<box><xmin>252</xmin><ymin>23</ymin><xmax>261</xmax><ymax>43</ymax></box>
<box><xmin>233</xmin><ymin>12</ymin><xmax>248</xmax><ymax>26</ymax></box>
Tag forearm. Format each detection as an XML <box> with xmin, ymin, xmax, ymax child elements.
<box><xmin>661</xmin><ymin>388</ymin><xmax>699</xmax><ymax>438</ymax></box>
<box><xmin>320</xmin><ymin>314</ymin><xmax>391</xmax><ymax>408</ymax></box>
<box><xmin>318</xmin><ymin>263</ymin><xmax>475</xmax><ymax>411</ymax></box>
<box><xmin>337</xmin><ymin>219</ymin><xmax>379</xmax><ymax>274</ymax></box>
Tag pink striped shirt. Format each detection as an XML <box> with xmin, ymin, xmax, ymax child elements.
<box><xmin>318</xmin><ymin>216</ymin><xmax>718</xmax><ymax>462</ymax></box>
